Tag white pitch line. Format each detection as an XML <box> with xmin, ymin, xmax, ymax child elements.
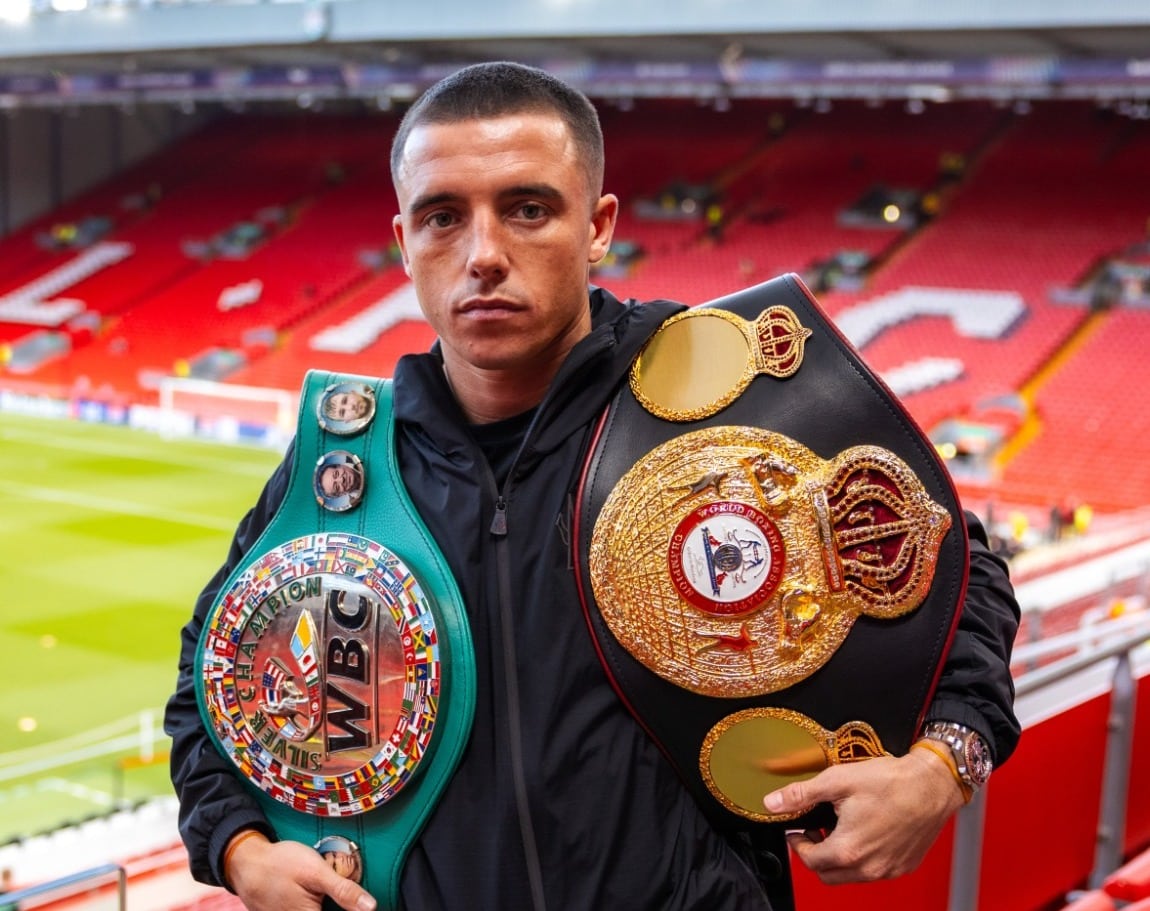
<box><xmin>0</xmin><ymin>777</ymin><xmax>116</xmax><ymax>807</ymax></box>
<box><xmin>0</xmin><ymin>479</ymin><xmax>241</xmax><ymax>531</ymax></box>
<box><xmin>38</xmin><ymin>777</ymin><xmax>117</xmax><ymax>807</ymax></box>
<box><xmin>0</xmin><ymin>424</ymin><xmax>280</xmax><ymax>478</ymax></box>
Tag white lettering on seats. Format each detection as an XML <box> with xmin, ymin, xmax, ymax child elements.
<box><xmin>0</xmin><ymin>241</ymin><xmax>134</xmax><ymax>326</ymax></box>
<box><xmin>309</xmin><ymin>283</ymin><xmax>425</xmax><ymax>354</ymax></box>
<box><xmin>837</xmin><ymin>287</ymin><xmax>1026</xmax><ymax>395</ymax></box>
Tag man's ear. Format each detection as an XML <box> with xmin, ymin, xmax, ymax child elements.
<box><xmin>588</xmin><ymin>193</ymin><xmax>619</xmax><ymax>265</ymax></box>
<box><xmin>392</xmin><ymin>214</ymin><xmax>412</xmax><ymax>277</ymax></box>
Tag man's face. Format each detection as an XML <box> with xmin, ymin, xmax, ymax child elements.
<box><xmin>329</xmin><ymin>392</ymin><xmax>368</xmax><ymax>421</ymax></box>
<box><xmin>392</xmin><ymin>113</ymin><xmax>617</xmax><ymax>377</ymax></box>
<box><xmin>325</xmin><ymin>850</ymin><xmax>361</xmax><ymax>880</ymax></box>
<box><xmin>321</xmin><ymin>464</ymin><xmax>360</xmax><ymax>498</ymax></box>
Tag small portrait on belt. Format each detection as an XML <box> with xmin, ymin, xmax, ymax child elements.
<box><xmin>314</xmin><ymin>835</ymin><xmax>363</xmax><ymax>883</ymax></box>
<box><xmin>314</xmin><ymin>450</ymin><xmax>366</xmax><ymax>512</ymax></box>
<box><xmin>317</xmin><ymin>381</ymin><xmax>376</xmax><ymax>436</ymax></box>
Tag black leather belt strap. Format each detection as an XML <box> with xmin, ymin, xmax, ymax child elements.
<box><xmin>575</xmin><ymin>273</ymin><xmax>968</xmax><ymax>833</ymax></box>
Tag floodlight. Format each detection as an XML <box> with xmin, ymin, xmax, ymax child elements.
<box><xmin>0</xmin><ymin>0</ymin><xmax>31</xmax><ymax>23</ymax></box>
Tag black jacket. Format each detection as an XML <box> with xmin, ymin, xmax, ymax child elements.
<box><xmin>164</xmin><ymin>286</ymin><xmax>1020</xmax><ymax>910</ymax></box>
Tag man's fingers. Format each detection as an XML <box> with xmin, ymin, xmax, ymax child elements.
<box><xmin>765</xmin><ymin>779</ymin><xmax>807</xmax><ymax>814</ymax></box>
<box><xmin>785</xmin><ymin>830</ymin><xmax>833</xmax><ymax>878</ymax></box>
<box><xmin>323</xmin><ymin>873</ymin><xmax>377</xmax><ymax>911</ymax></box>
<box><xmin>785</xmin><ymin>829</ymin><xmax>863</xmax><ymax>885</ymax></box>
<box><xmin>778</xmin><ymin>754</ymin><xmax>959</xmax><ymax>885</ymax></box>
<box><xmin>764</xmin><ymin>766</ymin><xmax>840</xmax><ymax>815</ymax></box>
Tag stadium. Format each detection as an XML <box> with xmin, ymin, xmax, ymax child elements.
<box><xmin>1</xmin><ymin>1</ymin><xmax>1149</xmax><ymax>909</ymax></box>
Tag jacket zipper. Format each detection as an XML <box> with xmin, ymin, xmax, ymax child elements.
<box><xmin>484</xmin><ymin>462</ymin><xmax>548</xmax><ymax>911</ymax></box>
<box><xmin>475</xmin><ymin>326</ymin><xmax>622</xmax><ymax>910</ymax></box>
<box><xmin>490</xmin><ymin>495</ymin><xmax>508</xmax><ymax>535</ymax></box>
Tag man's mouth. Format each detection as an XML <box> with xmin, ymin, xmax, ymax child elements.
<box><xmin>459</xmin><ymin>297</ymin><xmax>524</xmax><ymax>318</ymax></box>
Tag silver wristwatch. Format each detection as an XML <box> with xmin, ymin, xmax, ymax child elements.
<box><xmin>921</xmin><ymin>721</ymin><xmax>993</xmax><ymax>794</ymax></box>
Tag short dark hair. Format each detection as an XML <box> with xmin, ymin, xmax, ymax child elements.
<box><xmin>390</xmin><ymin>61</ymin><xmax>605</xmax><ymax>198</ymax></box>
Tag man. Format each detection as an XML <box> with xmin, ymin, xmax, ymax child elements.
<box><xmin>165</xmin><ymin>61</ymin><xmax>1019</xmax><ymax>910</ymax></box>
<box><xmin>317</xmin><ymin>460</ymin><xmax>363</xmax><ymax>500</ymax></box>
<box><xmin>322</xmin><ymin>389</ymin><xmax>372</xmax><ymax>424</ymax></box>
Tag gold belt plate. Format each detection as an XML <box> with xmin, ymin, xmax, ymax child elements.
<box><xmin>700</xmin><ymin>707</ymin><xmax>888</xmax><ymax>821</ymax></box>
<box><xmin>589</xmin><ymin>426</ymin><xmax>951</xmax><ymax>698</ymax></box>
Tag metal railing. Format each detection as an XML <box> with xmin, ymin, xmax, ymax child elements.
<box><xmin>2</xmin><ymin>611</ymin><xmax>1147</xmax><ymax>911</ymax></box>
<box><xmin>0</xmin><ymin>863</ymin><xmax>125</xmax><ymax>910</ymax></box>
<box><xmin>947</xmin><ymin>612</ymin><xmax>1150</xmax><ymax>911</ymax></box>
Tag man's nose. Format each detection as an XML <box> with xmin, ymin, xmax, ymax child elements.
<box><xmin>467</xmin><ymin>213</ymin><xmax>509</xmax><ymax>280</ymax></box>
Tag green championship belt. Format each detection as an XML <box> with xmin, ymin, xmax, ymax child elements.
<box><xmin>195</xmin><ymin>371</ymin><xmax>476</xmax><ymax>909</ymax></box>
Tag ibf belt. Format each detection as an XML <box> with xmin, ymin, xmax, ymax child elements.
<box><xmin>575</xmin><ymin>274</ymin><xmax>967</xmax><ymax>829</ymax></box>
<box><xmin>195</xmin><ymin>371</ymin><xmax>476</xmax><ymax>909</ymax></box>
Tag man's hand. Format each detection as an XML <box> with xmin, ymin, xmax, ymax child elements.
<box><xmin>225</xmin><ymin>832</ymin><xmax>377</xmax><ymax>911</ymax></box>
<box><xmin>762</xmin><ymin>747</ymin><xmax>967</xmax><ymax>884</ymax></box>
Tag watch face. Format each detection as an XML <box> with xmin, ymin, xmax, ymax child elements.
<box><xmin>964</xmin><ymin>736</ymin><xmax>993</xmax><ymax>787</ymax></box>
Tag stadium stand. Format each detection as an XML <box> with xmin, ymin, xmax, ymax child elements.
<box><xmin>1</xmin><ymin>115</ymin><xmax>399</xmax><ymax>396</ymax></box>
<box><xmin>4</xmin><ymin>97</ymin><xmax>1150</xmax><ymax>521</ymax></box>
<box><xmin>3</xmin><ymin>77</ymin><xmax>1150</xmax><ymax>911</ymax></box>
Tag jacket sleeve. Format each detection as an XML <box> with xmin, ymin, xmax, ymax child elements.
<box><xmin>162</xmin><ymin>447</ymin><xmax>293</xmax><ymax>887</ymax></box>
<box><xmin>924</xmin><ymin>510</ymin><xmax>1022</xmax><ymax>766</ymax></box>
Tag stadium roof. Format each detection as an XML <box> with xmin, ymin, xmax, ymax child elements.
<box><xmin>0</xmin><ymin>0</ymin><xmax>1147</xmax><ymax>106</ymax></box>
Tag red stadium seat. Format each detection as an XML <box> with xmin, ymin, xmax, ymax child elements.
<box><xmin>1103</xmin><ymin>846</ymin><xmax>1150</xmax><ymax>902</ymax></box>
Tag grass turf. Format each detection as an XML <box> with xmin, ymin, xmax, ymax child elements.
<box><xmin>0</xmin><ymin>412</ymin><xmax>282</xmax><ymax>841</ymax></box>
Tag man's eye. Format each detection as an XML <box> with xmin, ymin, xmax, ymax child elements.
<box><xmin>426</xmin><ymin>212</ymin><xmax>455</xmax><ymax>228</ymax></box>
<box><xmin>518</xmin><ymin>203</ymin><xmax>547</xmax><ymax>220</ymax></box>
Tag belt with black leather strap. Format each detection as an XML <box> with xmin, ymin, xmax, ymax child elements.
<box><xmin>575</xmin><ymin>273</ymin><xmax>967</xmax><ymax>831</ymax></box>
<box><xmin>195</xmin><ymin>370</ymin><xmax>476</xmax><ymax>909</ymax></box>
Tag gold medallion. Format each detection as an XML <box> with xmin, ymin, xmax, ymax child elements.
<box><xmin>629</xmin><ymin>306</ymin><xmax>813</xmax><ymax>422</ymax></box>
<box><xmin>589</xmin><ymin>426</ymin><xmax>951</xmax><ymax>698</ymax></box>
<box><xmin>699</xmin><ymin>707</ymin><xmax>888</xmax><ymax>821</ymax></box>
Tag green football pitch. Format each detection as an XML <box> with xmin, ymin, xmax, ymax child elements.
<box><xmin>0</xmin><ymin>412</ymin><xmax>283</xmax><ymax>842</ymax></box>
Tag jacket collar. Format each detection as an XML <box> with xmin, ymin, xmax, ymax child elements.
<box><xmin>392</xmin><ymin>287</ymin><xmax>685</xmax><ymax>464</ymax></box>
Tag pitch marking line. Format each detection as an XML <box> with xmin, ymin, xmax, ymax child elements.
<box><xmin>0</xmin><ymin>479</ymin><xmax>239</xmax><ymax>531</ymax></box>
<box><xmin>0</xmin><ymin>777</ymin><xmax>117</xmax><ymax>808</ymax></box>
<box><xmin>0</xmin><ymin>425</ymin><xmax>279</xmax><ymax>478</ymax></box>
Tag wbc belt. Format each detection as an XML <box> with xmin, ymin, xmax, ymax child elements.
<box><xmin>575</xmin><ymin>274</ymin><xmax>967</xmax><ymax>830</ymax></box>
<box><xmin>195</xmin><ymin>371</ymin><xmax>475</xmax><ymax>909</ymax></box>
